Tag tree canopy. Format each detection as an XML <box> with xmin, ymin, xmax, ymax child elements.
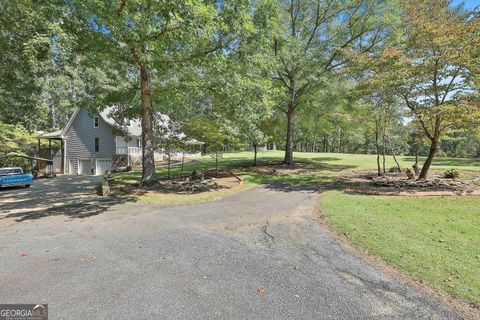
<box><xmin>1</xmin><ymin>0</ymin><xmax>479</xmax><ymax>179</ymax></box>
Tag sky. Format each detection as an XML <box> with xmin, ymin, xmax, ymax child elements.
<box><xmin>451</xmin><ymin>0</ymin><xmax>479</xmax><ymax>9</ymax></box>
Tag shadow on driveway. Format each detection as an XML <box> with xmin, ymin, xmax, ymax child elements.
<box><xmin>0</xmin><ymin>175</ymin><xmax>137</xmax><ymax>222</ymax></box>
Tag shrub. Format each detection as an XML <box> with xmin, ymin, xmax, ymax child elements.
<box><xmin>443</xmin><ymin>168</ymin><xmax>460</xmax><ymax>179</ymax></box>
<box><xmin>389</xmin><ymin>166</ymin><xmax>402</xmax><ymax>173</ymax></box>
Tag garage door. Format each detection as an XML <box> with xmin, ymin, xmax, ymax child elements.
<box><xmin>78</xmin><ymin>159</ymin><xmax>92</xmax><ymax>175</ymax></box>
<box><xmin>96</xmin><ymin>159</ymin><xmax>112</xmax><ymax>175</ymax></box>
<box><xmin>68</xmin><ymin>159</ymin><xmax>76</xmax><ymax>175</ymax></box>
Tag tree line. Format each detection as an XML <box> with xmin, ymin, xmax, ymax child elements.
<box><xmin>0</xmin><ymin>0</ymin><xmax>479</xmax><ymax>183</ymax></box>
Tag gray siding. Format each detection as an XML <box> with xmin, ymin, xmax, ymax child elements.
<box><xmin>65</xmin><ymin>108</ymin><xmax>116</xmax><ymax>161</ymax></box>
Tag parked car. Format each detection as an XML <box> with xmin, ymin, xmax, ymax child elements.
<box><xmin>0</xmin><ymin>167</ymin><xmax>34</xmax><ymax>188</ymax></box>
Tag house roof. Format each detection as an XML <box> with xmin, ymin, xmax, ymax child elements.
<box><xmin>99</xmin><ymin>107</ymin><xmax>143</xmax><ymax>136</ymax></box>
<box><xmin>37</xmin><ymin>130</ymin><xmax>63</xmax><ymax>139</ymax></box>
<box><xmin>56</xmin><ymin>106</ymin><xmax>203</xmax><ymax>145</ymax></box>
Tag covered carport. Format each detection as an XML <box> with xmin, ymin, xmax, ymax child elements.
<box><xmin>36</xmin><ymin>130</ymin><xmax>65</xmax><ymax>174</ymax></box>
<box><xmin>0</xmin><ymin>154</ymin><xmax>53</xmax><ymax>177</ymax></box>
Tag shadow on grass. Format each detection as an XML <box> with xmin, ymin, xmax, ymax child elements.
<box><xmin>110</xmin><ymin>157</ymin><xmax>360</xmax><ymax>195</ymax></box>
<box><xmin>403</xmin><ymin>157</ymin><xmax>480</xmax><ymax>168</ymax></box>
<box><xmin>310</xmin><ymin>157</ymin><xmax>343</xmax><ymax>162</ymax></box>
<box><xmin>237</xmin><ymin>162</ymin><xmax>356</xmax><ymax>193</ymax></box>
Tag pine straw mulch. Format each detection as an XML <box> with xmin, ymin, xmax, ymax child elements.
<box><xmin>334</xmin><ymin>170</ymin><xmax>480</xmax><ymax>196</ymax></box>
<box><xmin>111</xmin><ymin>169</ymin><xmax>243</xmax><ymax>197</ymax></box>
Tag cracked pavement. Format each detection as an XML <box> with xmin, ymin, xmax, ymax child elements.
<box><xmin>0</xmin><ymin>182</ymin><xmax>460</xmax><ymax>319</ymax></box>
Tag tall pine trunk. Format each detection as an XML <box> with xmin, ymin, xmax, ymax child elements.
<box><xmin>140</xmin><ymin>64</ymin><xmax>157</xmax><ymax>186</ymax></box>
<box><xmin>284</xmin><ymin>109</ymin><xmax>294</xmax><ymax>166</ymax></box>
<box><xmin>375</xmin><ymin>117</ymin><xmax>382</xmax><ymax>176</ymax></box>
<box><xmin>382</xmin><ymin>120</ymin><xmax>386</xmax><ymax>174</ymax></box>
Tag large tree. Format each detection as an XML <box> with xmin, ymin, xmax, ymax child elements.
<box><xmin>271</xmin><ymin>0</ymin><xmax>397</xmax><ymax>165</ymax></box>
<box><xmin>395</xmin><ymin>0</ymin><xmax>479</xmax><ymax>179</ymax></box>
<box><xmin>75</xmin><ymin>0</ymin><xmax>246</xmax><ymax>185</ymax></box>
<box><xmin>0</xmin><ymin>0</ymin><xmax>70</xmax><ymax>130</ymax></box>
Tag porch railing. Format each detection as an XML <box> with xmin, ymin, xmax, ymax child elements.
<box><xmin>116</xmin><ymin>147</ymin><xmax>142</xmax><ymax>155</ymax></box>
<box><xmin>115</xmin><ymin>147</ymin><xmax>201</xmax><ymax>159</ymax></box>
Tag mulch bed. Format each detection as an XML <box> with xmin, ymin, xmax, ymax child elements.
<box><xmin>112</xmin><ymin>169</ymin><xmax>243</xmax><ymax>196</ymax></box>
<box><xmin>335</xmin><ymin>170</ymin><xmax>480</xmax><ymax>196</ymax></box>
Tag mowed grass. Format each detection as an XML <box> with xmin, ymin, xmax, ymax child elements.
<box><xmin>111</xmin><ymin>150</ymin><xmax>480</xmax><ymax>188</ymax></box>
<box><xmin>321</xmin><ymin>191</ymin><xmax>480</xmax><ymax>306</ymax></box>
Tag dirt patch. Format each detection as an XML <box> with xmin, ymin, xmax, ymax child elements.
<box><xmin>111</xmin><ymin>169</ymin><xmax>243</xmax><ymax>197</ymax></box>
<box><xmin>335</xmin><ymin>170</ymin><xmax>480</xmax><ymax>196</ymax></box>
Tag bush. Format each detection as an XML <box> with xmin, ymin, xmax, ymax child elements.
<box><xmin>389</xmin><ymin>166</ymin><xmax>402</xmax><ymax>173</ymax></box>
<box><xmin>443</xmin><ymin>168</ymin><xmax>460</xmax><ymax>179</ymax></box>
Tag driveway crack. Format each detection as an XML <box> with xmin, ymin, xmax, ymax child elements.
<box><xmin>263</xmin><ymin>220</ymin><xmax>275</xmax><ymax>245</ymax></box>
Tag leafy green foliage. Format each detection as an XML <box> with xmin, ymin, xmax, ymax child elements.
<box><xmin>357</xmin><ymin>0</ymin><xmax>480</xmax><ymax>177</ymax></box>
<box><xmin>443</xmin><ymin>168</ymin><xmax>461</xmax><ymax>179</ymax></box>
<box><xmin>0</xmin><ymin>122</ymin><xmax>37</xmax><ymax>167</ymax></box>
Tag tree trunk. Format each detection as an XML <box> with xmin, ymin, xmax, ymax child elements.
<box><xmin>382</xmin><ymin>123</ymin><xmax>386</xmax><ymax>174</ymax></box>
<box><xmin>253</xmin><ymin>143</ymin><xmax>258</xmax><ymax>166</ymax></box>
<box><xmin>140</xmin><ymin>64</ymin><xmax>157</xmax><ymax>186</ymax></box>
<box><xmin>337</xmin><ymin>127</ymin><xmax>342</xmax><ymax>153</ymax></box>
<box><xmin>390</xmin><ymin>140</ymin><xmax>401</xmax><ymax>172</ymax></box>
<box><xmin>284</xmin><ymin>110</ymin><xmax>294</xmax><ymax>166</ymax></box>
<box><xmin>215</xmin><ymin>152</ymin><xmax>219</xmax><ymax>178</ymax></box>
<box><xmin>415</xmin><ymin>144</ymin><xmax>419</xmax><ymax>166</ymax></box>
<box><xmin>375</xmin><ymin>118</ymin><xmax>382</xmax><ymax>176</ymax></box>
<box><xmin>167</xmin><ymin>154</ymin><xmax>171</xmax><ymax>179</ymax></box>
<box><xmin>177</xmin><ymin>153</ymin><xmax>183</xmax><ymax>176</ymax></box>
<box><xmin>418</xmin><ymin>139</ymin><xmax>438</xmax><ymax>180</ymax></box>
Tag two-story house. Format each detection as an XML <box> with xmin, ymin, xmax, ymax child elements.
<box><xmin>37</xmin><ymin>107</ymin><xmax>201</xmax><ymax>175</ymax></box>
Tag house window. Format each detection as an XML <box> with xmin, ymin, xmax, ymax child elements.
<box><xmin>95</xmin><ymin>138</ymin><xmax>99</xmax><ymax>152</ymax></box>
<box><xmin>94</xmin><ymin>117</ymin><xmax>99</xmax><ymax>128</ymax></box>
<box><xmin>136</xmin><ymin>138</ymin><xmax>142</xmax><ymax>148</ymax></box>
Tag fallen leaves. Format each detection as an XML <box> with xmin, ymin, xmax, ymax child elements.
<box><xmin>20</xmin><ymin>253</ymin><xmax>28</xmax><ymax>257</ymax></box>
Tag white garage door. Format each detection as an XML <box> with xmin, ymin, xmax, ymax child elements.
<box><xmin>68</xmin><ymin>159</ymin><xmax>76</xmax><ymax>175</ymax></box>
<box><xmin>96</xmin><ymin>159</ymin><xmax>112</xmax><ymax>175</ymax></box>
<box><xmin>78</xmin><ymin>159</ymin><xmax>92</xmax><ymax>175</ymax></box>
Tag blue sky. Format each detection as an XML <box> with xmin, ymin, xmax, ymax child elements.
<box><xmin>451</xmin><ymin>0</ymin><xmax>479</xmax><ymax>9</ymax></box>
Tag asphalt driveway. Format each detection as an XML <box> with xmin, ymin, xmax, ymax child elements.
<box><xmin>0</xmin><ymin>175</ymin><xmax>126</xmax><ymax>223</ymax></box>
<box><xmin>0</xmin><ymin>183</ymin><xmax>460</xmax><ymax>319</ymax></box>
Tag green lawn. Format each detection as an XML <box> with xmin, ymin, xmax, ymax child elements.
<box><xmin>111</xmin><ymin>150</ymin><xmax>480</xmax><ymax>188</ymax></box>
<box><xmin>321</xmin><ymin>191</ymin><xmax>480</xmax><ymax>306</ymax></box>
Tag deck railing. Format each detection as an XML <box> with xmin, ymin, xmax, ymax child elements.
<box><xmin>115</xmin><ymin>147</ymin><xmax>201</xmax><ymax>159</ymax></box>
<box><xmin>115</xmin><ymin>147</ymin><xmax>142</xmax><ymax>155</ymax></box>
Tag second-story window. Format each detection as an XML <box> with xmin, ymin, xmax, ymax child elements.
<box><xmin>95</xmin><ymin>138</ymin><xmax>99</xmax><ymax>152</ymax></box>
<box><xmin>94</xmin><ymin>117</ymin><xmax>99</xmax><ymax>128</ymax></box>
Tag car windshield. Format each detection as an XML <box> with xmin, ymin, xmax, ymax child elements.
<box><xmin>0</xmin><ymin>168</ymin><xmax>23</xmax><ymax>176</ymax></box>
